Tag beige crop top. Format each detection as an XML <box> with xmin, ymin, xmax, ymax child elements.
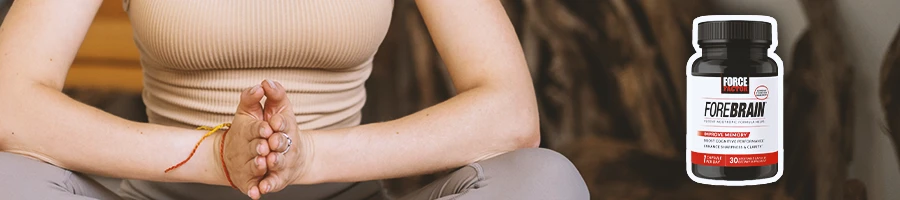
<box><xmin>124</xmin><ymin>0</ymin><xmax>393</xmax><ymax>129</ymax></box>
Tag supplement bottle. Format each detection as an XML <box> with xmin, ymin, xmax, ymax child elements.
<box><xmin>686</xmin><ymin>16</ymin><xmax>783</xmax><ymax>186</ymax></box>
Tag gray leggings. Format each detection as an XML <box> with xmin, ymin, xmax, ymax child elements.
<box><xmin>0</xmin><ymin>148</ymin><xmax>588</xmax><ymax>200</ymax></box>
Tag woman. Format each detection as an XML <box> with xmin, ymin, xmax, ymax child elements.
<box><xmin>0</xmin><ymin>0</ymin><xmax>588</xmax><ymax>199</ymax></box>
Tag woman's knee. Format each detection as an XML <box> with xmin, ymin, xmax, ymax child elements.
<box><xmin>0</xmin><ymin>152</ymin><xmax>120</xmax><ymax>199</ymax></box>
<box><xmin>478</xmin><ymin>148</ymin><xmax>589</xmax><ymax>199</ymax></box>
<box><xmin>504</xmin><ymin>148</ymin><xmax>572</xmax><ymax>165</ymax></box>
<box><xmin>499</xmin><ymin>148</ymin><xmax>582</xmax><ymax>178</ymax></box>
<box><xmin>0</xmin><ymin>152</ymin><xmax>72</xmax><ymax>197</ymax></box>
<box><xmin>0</xmin><ymin>151</ymin><xmax>70</xmax><ymax>181</ymax></box>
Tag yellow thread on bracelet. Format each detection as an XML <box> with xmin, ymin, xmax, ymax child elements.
<box><xmin>164</xmin><ymin>123</ymin><xmax>232</xmax><ymax>173</ymax></box>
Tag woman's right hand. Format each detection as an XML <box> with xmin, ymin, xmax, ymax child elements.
<box><xmin>220</xmin><ymin>84</ymin><xmax>275</xmax><ymax>199</ymax></box>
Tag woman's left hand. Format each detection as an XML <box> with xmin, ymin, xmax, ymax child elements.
<box><xmin>257</xmin><ymin>80</ymin><xmax>316</xmax><ymax>194</ymax></box>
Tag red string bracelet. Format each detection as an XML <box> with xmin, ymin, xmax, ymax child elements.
<box><xmin>220</xmin><ymin>128</ymin><xmax>239</xmax><ymax>189</ymax></box>
<box><xmin>164</xmin><ymin>123</ymin><xmax>232</xmax><ymax>173</ymax></box>
<box><xmin>162</xmin><ymin>123</ymin><xmax>238</xmax><ymax>189</ymax></box>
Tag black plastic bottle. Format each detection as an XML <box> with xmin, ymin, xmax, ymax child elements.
<box><xmin>687</xmin><ymin>19</ymin><xmax>780</xmax><ymax>184</ymax></box>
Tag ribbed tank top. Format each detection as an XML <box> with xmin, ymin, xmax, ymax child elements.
<box><xmin>119</xmin><ymin>1</ymin><xmax>393</xmax><ymax>199</ymax></box>
<box><xmin>125</xmin><ymin>0</ymin><xmax>393</xmax><ymax>130</ymax></box>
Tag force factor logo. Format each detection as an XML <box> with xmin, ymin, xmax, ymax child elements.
<box><xmin>721</xmin><ymin>76</ymin><xmax>749</xmax><ymax>94</ymax></box>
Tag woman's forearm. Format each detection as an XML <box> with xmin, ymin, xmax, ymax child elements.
<box><xmin>293</xmin><ymin>0</ymin><xmax>541</xmax><ymax>185</ymax></box>
<box><xmin>0</xmin><ymin>85</ymin><xmax>226</xmax><ymax>185</ymax></box>
<box><xmin>0</xmin><ymin>0</ymin><xmax>227</xmax><ymax>185</ymax></box>
<box><xmin>299</xmin><ymin>86</ymin><xmax>539</xmax><ymax>184</ymax></box>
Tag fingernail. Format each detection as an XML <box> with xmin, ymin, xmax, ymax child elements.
<box><xmin>250</xmin><ymin>85</ymin><xmax>260</xmax><ymax>94</ymax></box>
<box><xmin>279</xmin><ymin>121</ymin><xmax>286</xmax><ymax>132</ymax></box>
<box><xmin>265</xmin><ymin>184</ymin><xmax>272</xmax><ymax>193</ymax></box>
<box><xmin>249</xmin><ymin>187</ymin><xmax>260</xmax><ymax>198</ymax></box>
<box><xmin>266</xmin><ymin>79</ymin><xmax>277</xmax><ymax>88</ymax></box>
<box><xmin>258</xmin><ymin>157</ymin><xmax>266</xmax><ymax>167</ymax></box>
<box><xmin>257</xmin><ymin>144</ymin><xmax>265</xmax><ymax>155</ymax></box>
<box><xmin>274</xmin><ymin>155</ymin><xmax>280</xmax><ymax>165</ymax></box>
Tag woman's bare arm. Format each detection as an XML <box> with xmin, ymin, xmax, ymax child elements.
<box><xmin>256</xmin><ymin>0</ymin><xmax>538</xmax><ymax>189</ymax></box>
<box><xmin>0</xmin><ymin>0</ymin><xmax>254</xmax><ymax>186</ymax></box>
<box><xmin>307</xmin><ymin>0</ymin><xmax>538</xmax><ymax>183</ymax></box>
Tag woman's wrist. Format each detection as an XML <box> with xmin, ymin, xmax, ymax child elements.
<box><xmin>155</xmin><ymin>126</ymin><xmax>230</xmax><ymax>185</ymax></box>
<box><xmin>206</xmin><ymin>130</ymin><xmax>229</xmax><ymax>186</ymax></box>
<box><xmin>290</xmin><ymin>129</ymin><xmax>324</xmax><ymax>185</ymax></box>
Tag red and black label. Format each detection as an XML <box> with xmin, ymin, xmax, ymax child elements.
<box><xmin>721</xmin><ymin>76</ymin><xmax>749</xmax><ymax>94</ymax></box>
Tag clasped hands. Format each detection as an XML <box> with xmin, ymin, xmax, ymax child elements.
<box><xmin>220</xmin><ymin>80</ymin><xmax>313</xmax><ymax>199</ymax></box>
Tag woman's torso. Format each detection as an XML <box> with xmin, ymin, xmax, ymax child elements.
<box><xmin>128</xmin><ymin>0</ymin><xmax>393</xmax><ymax>130</ymax></box>
<box><xmin>120</xmin><ymin>1</ymin><xmax>393</xmax><ymax>199</ymax></box>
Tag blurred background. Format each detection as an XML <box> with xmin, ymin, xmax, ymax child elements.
<box><xmin>2</xmin><ymin>0</ymin><xmax>899</xmax><ymax>199</ymax></box>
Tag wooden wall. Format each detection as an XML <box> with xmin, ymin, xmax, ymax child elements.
<box><xmin>66</xmin><ymin>0</ymin><xmax>142</xmax><ymax>92</ymax></box>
